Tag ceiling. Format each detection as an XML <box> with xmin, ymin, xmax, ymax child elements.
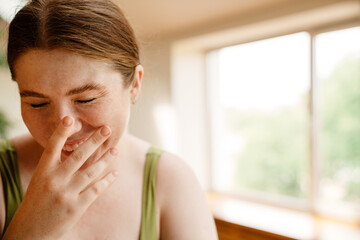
<box><xmin>0</xmin><ymin>0</ymin><xmax>345</xmax><ymax>40</ymax></box>
<box><xmin>0</xmin><ymin>0</ymin><xmax>296</xmax><ymax>40</ymax></box>
<box><xmin>114</xmin><ymin>0</ymin><xmax>293</xmax><ymax>39</ymax></box>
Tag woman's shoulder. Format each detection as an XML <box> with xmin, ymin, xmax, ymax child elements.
<box><xmin>10</xmin><ymin>134</ymin><xmax>39</xmax><ymax>148</ymax></box>
<box><xmin>9</xmin><ymin>134</ymin><xmax>43</xmax><ymax>167</ymax></box>
<box><xmin>154</xmin><ymin>148</ymin><xmax>218</xmax><ymax>239</ymax></box>
<box><xmin>156</xmin><ymin>150</ymin><xmax>201</xmax><ymax>199</ymax></box>
<box><xmin>126</xmin><ymin>134</ymin><xmax>197</xmax><ymax>187</ymax></box>
<box><xmin>124</xmin><ymin>134</ymin><xmax>200</xmax><ymax>193</ymax></box>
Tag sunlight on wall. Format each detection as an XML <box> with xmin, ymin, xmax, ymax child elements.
<box><xmin>0</xmin><ymin>68</ymin><xmax>28</xmax><ymax>137</ymax></box>
<box><xmin>153</xmin><ymin>104</ymin><xmax>179</xmax><ymax>154</ymax></box>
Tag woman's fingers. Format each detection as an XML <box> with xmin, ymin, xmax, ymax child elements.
<box><xmin>39</xmin><ymin>116</ymin><xmax>74</xmax><ymax>169</ymax></box>
<box><xmin>71</xmin><ymin>148</ymin><xmax>118</xmax><ymax>192</ymax></box>
<box><xmin>60</xmin><ymin>126</ymin><xmax>112</xmax><ymax>176</ymax></box>
<box><xmin>79</xmin><ymin>170</ymin><xmax>119</xmax><ymax>206</ymax></box>
<box><xmin>33</xmin><ymin>117</ymin><xmax>117</xmax><ymax>215</ymax></box>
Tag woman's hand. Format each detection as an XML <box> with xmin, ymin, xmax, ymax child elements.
<box><xmin>2</xmin><ymin>116</ymin><xmax>119</xmax><ymax>240</ymax></box>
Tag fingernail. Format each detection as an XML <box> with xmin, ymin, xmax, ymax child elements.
<box><xmin>110</xmin><ymin>148</ymin><xmax>118</xmax><ymax>156</ymax></box>
<box><xmin>62</xmin><ymin>116</ymin><xmax>73</xmax><ymax>127</ymax></box>
<box><xmin>101</xmin><ymin>126</ymin><xmax>111</xmax><ymax>136</ymax></box>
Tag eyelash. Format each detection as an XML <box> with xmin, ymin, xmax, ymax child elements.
<box><xmin>30</xmin><ymin>98</ymin><xmax>96</xmax><ymax>108</ymax></box>
<box><xmin>30</xmin><ymin>103</ymin><xmax>49</xmax><ymax>108</ymax></box>
<box><xmin>76</xmin><ymin>98</ymin><xmax>96</xmax><ymax>104</ymax></box>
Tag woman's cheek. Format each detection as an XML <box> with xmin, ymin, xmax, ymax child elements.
<box><xmin>80</xmin><ymin>103</ymin><xmax>129</xmax><ymax>139</ymax></box>
<box><xmin>77</xmin><ymin>106</ymin><xmax>109</xmax><ymax>125</ymax></box>
<box><xmin>21</xmin><ymin>107</ymin><xmax>52</xmax><ymax>147</ymax></box>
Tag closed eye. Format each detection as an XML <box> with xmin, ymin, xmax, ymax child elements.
<box><xmin>30</xmin><ymin>103</ymin><xmax>49</xmax><ymax>108</ymax></box>
<box><xmin>76</xmin><ymin>98</ymin><xmax>96</xmax><ymax>104</ymax></box>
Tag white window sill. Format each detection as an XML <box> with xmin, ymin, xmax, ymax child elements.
<box><xmin>207</xmin><ymin>192</ymin><xmax>360</xmax><ymax>240</ymax></box>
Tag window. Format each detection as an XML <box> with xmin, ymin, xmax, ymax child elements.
<box><xmin>315</xmin><ymin>27</ymin><xmax>360</xmax><ymax>215</ymax></box>
<box><xmin>207</xmin><ymin>26</ymin><xmax>360</xmax><ymax>217</ymax></box>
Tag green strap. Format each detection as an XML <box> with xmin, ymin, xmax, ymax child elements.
<box><xmin>0</xmin><ymin>139</ymin><xmax>23</xmax><ymax>236</ymax></box>
<box><xmin>140</xmin><ymin>146</ymin><xmax>163</xmax><ymax>240</ymax></box>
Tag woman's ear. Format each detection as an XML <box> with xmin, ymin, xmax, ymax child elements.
<box><xmin>130</xmin><ymin>65</ymin><xmax>144</xmax><ymax>104</ymax></box>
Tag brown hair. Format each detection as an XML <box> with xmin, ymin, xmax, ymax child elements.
<box><xmin>7</xmin><ymin>0</ymin><xmax>140</xmax><ymax>87</ymax></box>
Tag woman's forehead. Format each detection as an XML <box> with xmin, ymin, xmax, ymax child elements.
<box><xmin>16</xmin><ymin>49</ymin><xmax>111</xmax><ymax>70</ymax></box>
<box><xmin>15</xmin><ymin>49</ymin><xmax>123</xmax><ymax>89</ymax></box>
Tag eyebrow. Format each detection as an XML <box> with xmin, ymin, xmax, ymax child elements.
<box><xmin>20</xmin><ymin>91</ymin><xmax>47</xmax><ymax>98</ymax></box>
<box><xmin>20</xmin><ymin>83</ymin><xmax>108</xmax><ymax>98</ymax></box>
<box><xmin>66</xmin><ymin>83</ymin><xmax>107</xmax><ymax>96</ymax></box>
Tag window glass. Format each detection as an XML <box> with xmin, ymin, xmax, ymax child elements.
<box><xmin>315</xmin><ymin>27</ymin><xmax>360</xmax><ymax>210</ymax></box>
<box><xmin>210</xmin><ymin>33</ymin><xmax>311</xmax><ymax>199</ymax></box>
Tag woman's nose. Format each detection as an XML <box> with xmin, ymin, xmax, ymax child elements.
<box><xmin>72</xmin><ymin>117</ymin><xmax>82</xmax><ymax>133</ymax></box>
<box><xmin>53</xmin><ymin>105</ymin><xmax>82</xmax><ymax>133</ymax></box>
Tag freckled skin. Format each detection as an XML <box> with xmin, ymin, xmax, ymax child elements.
<box><xmin>15</xmin><ymin>49</ymin><xmax>133</xmax><ymax>166</ymax></box>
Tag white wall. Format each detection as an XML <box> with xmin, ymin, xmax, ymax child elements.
<box><xmin>0</xmin><ymin>68</ymin><xmax>28</xmax><ymax>137</ymax></box>
<box><xmin>128</xmin><ymin>40</ymin><xmax>172</xmax><ymax>148</ymax></box>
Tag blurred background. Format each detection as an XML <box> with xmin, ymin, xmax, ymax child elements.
<box><xmin>0</xmin><ymin>0</ymin><xmax>360</xmax><ymax>239</ymax></box>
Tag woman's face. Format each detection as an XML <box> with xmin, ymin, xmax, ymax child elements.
<box><xmin>15</xmin><ymin>49</ymin><xmax>141</xmax><ymax>163</ymax></box>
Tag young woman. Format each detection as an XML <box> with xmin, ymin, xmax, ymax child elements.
<box><xmin>0</xmin><ymin>0</ymin><xmax>218</xmax><ymax>239</ymax></box>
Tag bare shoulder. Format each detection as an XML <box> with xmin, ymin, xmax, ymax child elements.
<box><xmin>155</xmin><ymin>152</ymin><xmax>218</xmax><ymax>240</ymax></box>
<box><xmin>10</xmin><ymin>134</ymin><xmax>42</xmax><ymax>154</ymax></box>
<box><xmin>156</xmin><ymin>152</ymin><xmax>196</xmax><ymax>188</ymax></box>
<box><xmin>11</xmin><ymin>134</ymin><xmax>43</xmax><ymax>168</ymax></box>
<box><xmin>155</xmin><ymin>151</ymin><xmax>206</xmax><ymax>209</ymax></box>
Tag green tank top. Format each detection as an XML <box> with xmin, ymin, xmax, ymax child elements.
<box><xmin>0</xmin><ymin>139</ymin><xmax>162</xmax><ymax>239</ymax></box>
